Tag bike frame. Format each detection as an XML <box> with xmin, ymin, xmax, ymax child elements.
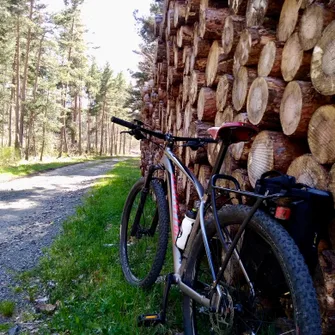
<box><xmin>143</xmin><ymin>141</ymin><xmax>268</xmax><ymax>308</ymax></box>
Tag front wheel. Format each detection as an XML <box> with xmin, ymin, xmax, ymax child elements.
<box><xmin>119</xmin><ymin>177</ymin><xmax>169</xmax><ymax>288</ymax></box>
<box><xmin>183</xmin><ymin>205</ymin><xmax>321</xmax><ymax>335</ymax></box>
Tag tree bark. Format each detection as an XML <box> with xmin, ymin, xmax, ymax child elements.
<box><xmin>197</xmin><ymin>87</ymin><xmax>217</xmax><ymax>121</ymax></box>
<box><xmin>308</xmin><ymin>105</ymin><xmax>335</xmax><ymax>164</ymax></box>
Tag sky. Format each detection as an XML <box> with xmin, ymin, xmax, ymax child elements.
<box><xmin>43</xmin><ymin>0</ymin><xmax>152</xmax><ymax>79</ymax></box>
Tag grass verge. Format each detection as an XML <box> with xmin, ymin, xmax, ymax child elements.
<box><xmin>0</xmin><ymin>156</ymin><xmax>121</xmax><ymax>180</ymax></box>
<box><xmin>30</xmin><ymin>158</ymin><xmax>182</xmax><ymax>334</ymax></box>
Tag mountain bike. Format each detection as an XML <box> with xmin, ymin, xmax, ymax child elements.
<box><xmin>111</xmin><ymin>116</ymin><xmax>321</xmax><ymax>335</ymax></box>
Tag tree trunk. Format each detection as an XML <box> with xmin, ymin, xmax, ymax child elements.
<box><xmin>287</xmin><ymin>154</ymin><xmax>329</xmax><ymax>190</ymax></box>
<box><xmin>15</xmin><ymin>17</ymin><xmax>21</xmax><ymax>152</ymax></box>
<box><xmin>78</xmin><ymin>95</ymin><xmax>82</xmax><ymax>155</ymax></box>
<box><xmin>21</xmin><ymin>0</ymin><xmax>34</xmax><ymax>153</ymax></box>
<box><xmin>40</xmin><ymin>92</ymin><xmax>49</xmax><ymax>162</ymax></box>
<box><xmin>308</xmin><ymin>105</ymin><xmax>335</xmax><ymax>164</ymax></box>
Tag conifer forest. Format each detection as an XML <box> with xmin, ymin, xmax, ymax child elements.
<box><xmin>0</xmin><ymin>0</ymin><xmax>145</xmax><ymax>162</ymax></box>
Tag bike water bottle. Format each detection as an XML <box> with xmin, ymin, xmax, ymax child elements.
<box><xmin>176</xmin><ymin>208</ymin><xmax>197</xmax><ymax>250</ymax></box>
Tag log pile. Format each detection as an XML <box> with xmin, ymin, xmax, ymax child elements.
<box><xmin>141</xmin><ymin>1</ymin><xmax>335</xmax><ymax>331</ymax></box>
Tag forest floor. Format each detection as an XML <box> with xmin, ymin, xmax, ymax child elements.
<box><xmin>0</xmin><ymin>158</ymin><xmax>123</xmax><ymax>333</ymax></box>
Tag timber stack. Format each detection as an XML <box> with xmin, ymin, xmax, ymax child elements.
<box><xmin>139</xmin><ymin>1</ymin><xmax>335</xmax><ymax>331</ymax></box>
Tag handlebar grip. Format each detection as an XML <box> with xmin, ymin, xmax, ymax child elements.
<box><xmin>111</xmin><ymin>117</ymin><xmax>137</xmax><ymax>130</ymax></box>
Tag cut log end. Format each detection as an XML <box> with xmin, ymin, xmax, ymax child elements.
<box><xmin>222</xmin><ymin>15</ymin><xmax>234</xmax><ymax>55</ymax></box>
<box><xmin>247</xmin><ymin>77</ymin><xmax>269</xmax><ymax>125</ymax></box>
<box><xmin>277</xmin><ymin>0</ymin><xmax>302</xmax><ymax>42</ymax></box>
<box><xmin>299</xmin><ymin>4</ymin><xmax>325</xmax><ymax>51</ymax></box>
<box><xmin>308</xmin><ymin>105</ymin><xmax>335</xmax><ymax>165</ymax></box>
<box><xmin>197</xmin><ymin>87</ymin><xmax>217</xmax><ymax>121</ymax></box>
<box><xmin>206</xmin><ymin>40</ymin><xmax>220</xmax><ymax>87</ymax></box>
<box><xmin>280</xmin><ymin>81</ymin><xmax>303</xmax><ymax>136</ymax></box>
<box><xmin>248</xmin><ymin>130</ymin><xmax>306</xmax><ymax>187</ymax></box>
<box><xmin>311</xmin><ymin>21</ymin><xmax>335</xmax><ymax>95</ymax></box>
<box><xmin>258</xmin><ymin>41</ymin><xmax>276</xmax><ymax>77</ymax></box>
<box><xmin>232</xmin><ymin>66</ymin><xmax>248</xmax><ymax>111</ymax></box>
<box><xmin>287</xmin><ymin>154</ymin><xmax>329</xmax><ymax>190</ymax></box>
<box><xmin>281</xmin><ymin>33</ymin><xmax>303</xmax><ymax>82</ymax></box>
<box><xmin>216</xmin><ymin>74</ymin><xmax>233</xmax><ymax>112</ymax></box>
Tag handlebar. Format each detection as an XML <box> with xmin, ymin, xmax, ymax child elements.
<box><xmin>111</xmin><ymin>116</ymin><xmax>217</xmax><ymax>145</ymax></box>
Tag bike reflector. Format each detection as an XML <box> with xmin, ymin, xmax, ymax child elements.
<box><xmin>275</xmin><ymin>206</ymin><xmax>291</xmax><ymax>220</ymax></box>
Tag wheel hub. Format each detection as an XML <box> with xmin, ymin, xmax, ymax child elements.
<box><xmin>209</xmin><ymin>286</ymin><xmax>234</xmax><ymax>334</ymax></box>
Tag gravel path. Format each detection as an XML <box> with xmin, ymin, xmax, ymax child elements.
<box><xmin>0</xmin><ymin>158</ymin><xmax>122</xmax><ymax>326</ymax></box>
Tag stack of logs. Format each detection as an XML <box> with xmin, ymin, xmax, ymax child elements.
<box><xmin>140</xmin><ymin>0</ymin><xmax>335</xmax><ymax>331</ymax></box>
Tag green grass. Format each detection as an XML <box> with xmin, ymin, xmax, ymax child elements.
<box><xmin>0</xmin><ymin>300</ymin><xmax>15</xmax><ymax>318</ymax></box>
<box><xmin>30</xmin><ymin>158</ymin><xmax>182</xmax><ymax>334</ymax></box>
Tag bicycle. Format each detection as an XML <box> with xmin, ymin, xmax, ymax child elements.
<box><xmin>111</xmin><ymin>116</ymin><xmax>321</xmax><ymax>335</ymax></box>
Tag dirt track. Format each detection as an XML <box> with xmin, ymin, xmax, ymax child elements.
<box><xmin>0</xmin><ymin>158</ymin><xmax>121</xmax><ymax>324</ymax></box>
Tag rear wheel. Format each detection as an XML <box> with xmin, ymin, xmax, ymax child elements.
<box><xmin>183</xmin><ymin>205</ymin><xmax>321</xmax><ymax>335</ymax></box>
<box><xmin>119</xmin><ymin>177</ymin><xmax>169</xmax><ymax>288</ymax></box>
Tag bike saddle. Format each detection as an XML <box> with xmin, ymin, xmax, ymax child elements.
<box><xmin>208</xmin><ymin>122</ymin><xmax>258</xmax><ymax>143</ymax></box>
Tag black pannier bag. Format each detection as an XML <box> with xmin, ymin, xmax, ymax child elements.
<box><xmin>254</xmin><ymin>171</ymin><xmax>334</xmax><ymax>272</ymax></box>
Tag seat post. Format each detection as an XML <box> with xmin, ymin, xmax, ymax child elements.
<box><xmin>210</xmin><ymin>140</ymin><xmax>230</xmax><ymax>181</ymax></box>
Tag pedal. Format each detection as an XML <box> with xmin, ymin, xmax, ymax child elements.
<box><xmin>138</xmin><ymin>313</ymin><xmax>163</xmax><ymax>327</ymax></box>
